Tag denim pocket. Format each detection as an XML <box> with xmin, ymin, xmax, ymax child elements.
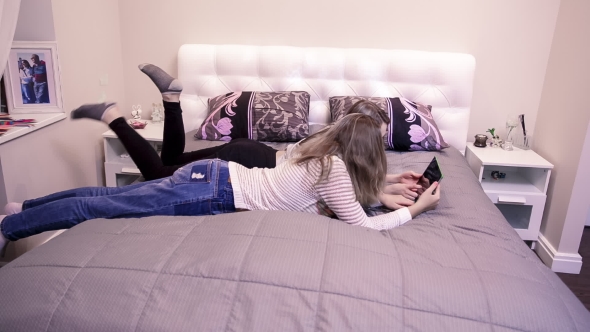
<box><xmin>172</xmin><ymin>160</ymin><xmax>213</xmax><ymax>185</ymax></box>
<box><xmin>188</xmin><ymin>164</ymin><xmax>211</xmax><ymax>183</ymax></box>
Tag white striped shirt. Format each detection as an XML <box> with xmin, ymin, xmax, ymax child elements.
<box><xmin>228</xmin><ymin>144</ymin><xmax>412</xmax><ymax>230</ymax></box>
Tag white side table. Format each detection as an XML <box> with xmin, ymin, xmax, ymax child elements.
<box><xmin>465</xmin><ymin>143</ymin><xmax>553</xmax><ymax>245</ymax></box>
<box><xmin>102</xmin><ymin>120</ymin><xmax>164</xmax><ymax>187</ymax></box>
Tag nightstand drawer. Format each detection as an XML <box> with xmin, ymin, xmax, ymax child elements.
<box><xmin>485</xmin><ymin>192</ymin><xmax>546</xmax><ymax>241</ymax></box>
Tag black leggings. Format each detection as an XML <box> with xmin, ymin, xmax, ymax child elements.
<box><xmin>108</xmin><ymin>101</ymin><xmax>278</xmax><ymax>181</ymax></box>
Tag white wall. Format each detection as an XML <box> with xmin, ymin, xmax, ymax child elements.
<box><xmin>563</xmin><ymin>120</ymin><xmax>590</xmax><ymax>245</ymax></box>
<box><xmin>0</xmin><ymin>0</ymin><xmax>126</xmax><ymax>262</ymax></box>
<box><xmin>13</xmin><ymin>0</ymin><xmax>55</xmax><ymax>41</ymax></box>
<box><xmin>117</xmin><ymin>0</ymin><xmax>560</xmax><ymax>140</ymax></box>
<box><xmin>534</xmin><ymin>0</ymin><xmax>590</xmax><ymax>255</ymax></box>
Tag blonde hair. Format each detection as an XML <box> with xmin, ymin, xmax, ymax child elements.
<box><xmin>295</xmin><ymin>113</ymin><xmax>387</xmax><ymax>206</ymax></box>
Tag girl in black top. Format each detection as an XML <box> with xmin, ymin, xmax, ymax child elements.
<box><xmin>69</xmin><ymin>64</ymin><xmax>421</xmax><ymax>210</ymax></box>
<box><xmin>71</xmin><ymin>64</ymin><xmax>280</xmax><ymax>181</ymax></box>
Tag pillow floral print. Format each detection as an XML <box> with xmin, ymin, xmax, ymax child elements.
<box><xmin>195</xmin><ymin>91</ymin><xmax>310</xmax><ymax>142</ymax></box>
<box><xmin>398</xmin><ymin>98</ymin><xmax>449</xmax><ymax>151</ymax></box>
<box><xmin>329</xmin><ymin>96</ymin><xmax>449</xmax><ymax>151</ymax></box>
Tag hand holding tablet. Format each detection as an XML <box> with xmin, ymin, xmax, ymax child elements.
<box><xmin>417</xmin><ymin>156</ymin><xmax>444</xmax><ymax>196</ymax></box>
<box><xmin>408</xmin><ymin>158</ymin><xmax>443</xmax><ymax>217</ymax></box>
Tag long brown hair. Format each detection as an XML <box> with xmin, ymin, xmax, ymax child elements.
<box><xmin>295</xmin><ymin>113</ymin><xmax>387</xmax><ymax>206</ymax></box>
<box><xmin>347</xmin><ymin>100</ymin><xmax>390</xmax><ymax>124</ymax></box>
<box><xmin>312</xmin><ymin>100</ymin><xmax>390</xmax><ymax>137</ymax></box>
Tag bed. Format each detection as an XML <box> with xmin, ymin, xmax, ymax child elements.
<box><xmin>0</xmin><ymin>45</ymin><xmax>588</xmax><ymax>331</ymax></box>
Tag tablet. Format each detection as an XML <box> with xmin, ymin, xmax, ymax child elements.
<box><xmin>417</xmin><ymin>156</ymin><xmax>444</xmax><ymax>195</ymax></box>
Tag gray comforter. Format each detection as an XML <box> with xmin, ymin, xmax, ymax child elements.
<box><xmin>0</xmin><ymin>146</ymin><xmax>589</xmax><ymax>331</ymax></box>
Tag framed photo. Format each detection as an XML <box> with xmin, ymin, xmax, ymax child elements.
<box><xmin>3</xmin><ymin>41</ymin><xmax>63</xmax><ymax>114</ymax></box>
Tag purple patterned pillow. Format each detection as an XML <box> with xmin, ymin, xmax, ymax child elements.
<box><xmin>194</xmin><ymin>91</ymin><xmax>310</xmax><ymax>142</ymax></box>
<box><xmin>329</xmin><ymin>96</ymin><xmax>449</xmax><ymax>151</ymax></box>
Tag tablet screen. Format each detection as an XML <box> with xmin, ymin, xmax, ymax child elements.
<box><xmin>418</xmin><ymin>157</ymin><xmax>444</xmax><ymax>193</ymax></box>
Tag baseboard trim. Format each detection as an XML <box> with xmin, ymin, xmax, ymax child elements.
<box><xmin>535</xmin><ymin>233</ymin><xmax>583</xmax><ymax>274</ymax></box>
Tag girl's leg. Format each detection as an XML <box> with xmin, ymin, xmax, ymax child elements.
<box><xmin>0</xmin><ymin>184</ymin><xmax>175</xmax><ymax>241</ymax></box>
<box><xmin>167</xmin><ymin>142</ymin><xmax>232</xmax><ymax>165</ymax></box>
<box><xmin>0</xmin><ymin>160</ymin><xmax>234</xmax><ymax>242</ymax></box>
<box><xmin>214</xmin><ymin>139</ymin><xmax>278</xmax><ymax>168</ymax></box>
<box><xmin>160</xmin><ymin>100</ymin><xmax>186</xmax><ymax>165</ymax></box>
<box><xmin>161</xmin><ymin>137</ymin><xmax>279</xmax><ymax>168</ymax></box>
<box><xmin>21</xmin><ymin>178</ymin><xmax>164</xmax><ymax>211</ymax></box>
<box><xmin>158</xmin><ymin>100</ymin><xmax>228</xmax><ymax>165</ymax></box>
<box><xmin>137</xmin><ymin>64</ymin><xmax>185</xmax><ymax>165</ymax></box>
<box><xmin>138</xmin><ymin>64</ymin><xmax>230</xmax><ymax>165</ymax></box>
<box><xmin>143</xmin><ymin>79</ymin><xmax>229</xmax><ymax>165</ymax></box>
<box><xmin>108</xmin><ymin>117</ymin><xmax>181</xmax><ymax>179</ymax></box>
<box><xmin>71</xmin><ymin>103</ymin><xmax>181</xmax><ymax>180</ymax></box>
<box><xmin>137</xmin><ymin>64</ymin><xmax>271</xmax><ymax>168</ymax></box>
<box><xmin>162</xmin><ymin>138</ymin><xmax>279</xmax><ymax>168</ymax></box>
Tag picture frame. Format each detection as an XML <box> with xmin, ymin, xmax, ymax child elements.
<box><xmin>2</xmin><ymin>41</ymin><xmax>63</xmax><ymax>114</ymax></box>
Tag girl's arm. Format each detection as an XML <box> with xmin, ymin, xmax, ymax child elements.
<box><xmin>407</xmin><ymin>183</ymin><xmax>440</xmax><ymax>217</ymax></box>
<box><xmin>314</xmin><ymin>160</ymin><xmax>414</xmax><ymax>230</ymax></box>
<box><xmin>385</xmin><ymin>173</ymin><xmax>401</xmax><ymax>183</ymax></box>
<box><xmin>378</xmin><ymin>192</ymin><xmax>414</xmax><ymax>210</ymax></box>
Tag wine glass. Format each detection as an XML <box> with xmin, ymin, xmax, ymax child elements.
<box><xmin>504</xmin><ymin>115</ymin><xmax>519</xmax><ymax>151</ymax></box>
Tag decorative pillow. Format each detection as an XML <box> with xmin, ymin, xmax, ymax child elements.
<box><xmin>194</xmin><ymin>91</ymin><xmax>310</xmax><ymax>142</ymax></box>
<box><xmin>329</xmin><ymin>96</ymin><xmax>449</xmax><ymax>151</ymax></box>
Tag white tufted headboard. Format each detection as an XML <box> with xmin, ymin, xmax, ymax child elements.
<box><xmin>178</xmin><ymin>44</ymin><xmax>476</xmax><ymax>152</ymax></box>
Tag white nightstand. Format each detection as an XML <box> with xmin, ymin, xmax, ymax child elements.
<box><xmin>465</xmin><ymin>143</ymin><xmax>553</xmax><ymax>244</ymax></box>
<box><xmin>102</xmin><ymin>121</ymin><xmax>164</xmax><ymax>187</ymax></box>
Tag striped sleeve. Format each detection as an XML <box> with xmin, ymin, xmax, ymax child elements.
<box><xmin>315</xmin><ymin>159</ymin><xmax>413</xmax><ymax>231</ymax></box>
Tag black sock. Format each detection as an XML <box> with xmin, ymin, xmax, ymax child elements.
<box><xmin>138</xmin><ymin>63</ymin><xmax>183</xmax><ymax>94</ymax></box>
<box><xmin>71</xmin><ymin>102</ymin><xmax>116</xmax><ymax>121</ymax></box>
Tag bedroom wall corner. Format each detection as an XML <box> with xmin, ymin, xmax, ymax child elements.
<box><xmin>0</xmin><ymin>0</ymin><xmax>126</xmax><ymax>264</ymax></box>
<box><xmin>534</xmin><ymin>0</ymin><xmax>590</xmax><ymax>273</ymax></box>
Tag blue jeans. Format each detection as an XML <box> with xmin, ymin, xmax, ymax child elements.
<box><xmin>34</xmin><ymin>82</ymin><xmax>49</xmax><ymax>103</ymax></box>
<box><xmin>21</xmin><ymin>82</ymin><xmax>35</xmax><ymax>103</ymax></box>
<box><xmin>1</xmin><ymin>159</ymin><xmax>235</xmax><ymax>241</ymax></box>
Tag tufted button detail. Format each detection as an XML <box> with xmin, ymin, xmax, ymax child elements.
<box><xmin>177</xmin><ymin>44</ymin><xmax>475</xmax><ymax>151</ymax></box>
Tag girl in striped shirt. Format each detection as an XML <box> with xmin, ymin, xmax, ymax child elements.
<box><xmin>0</xmin><ymin>72</ymin><xmax>441</xmax><ymax>250</ymax></box>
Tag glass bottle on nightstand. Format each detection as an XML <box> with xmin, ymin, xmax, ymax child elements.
<box><xmin>503</xmin><ymin>115</ymin><xmax>519</xmax><ymax>151</ymax></box>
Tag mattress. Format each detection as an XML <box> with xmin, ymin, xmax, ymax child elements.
<box><xmin>0</xmin><ymin>145</ymin><xmax>588</xmax><ymax>331</ymax></box>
